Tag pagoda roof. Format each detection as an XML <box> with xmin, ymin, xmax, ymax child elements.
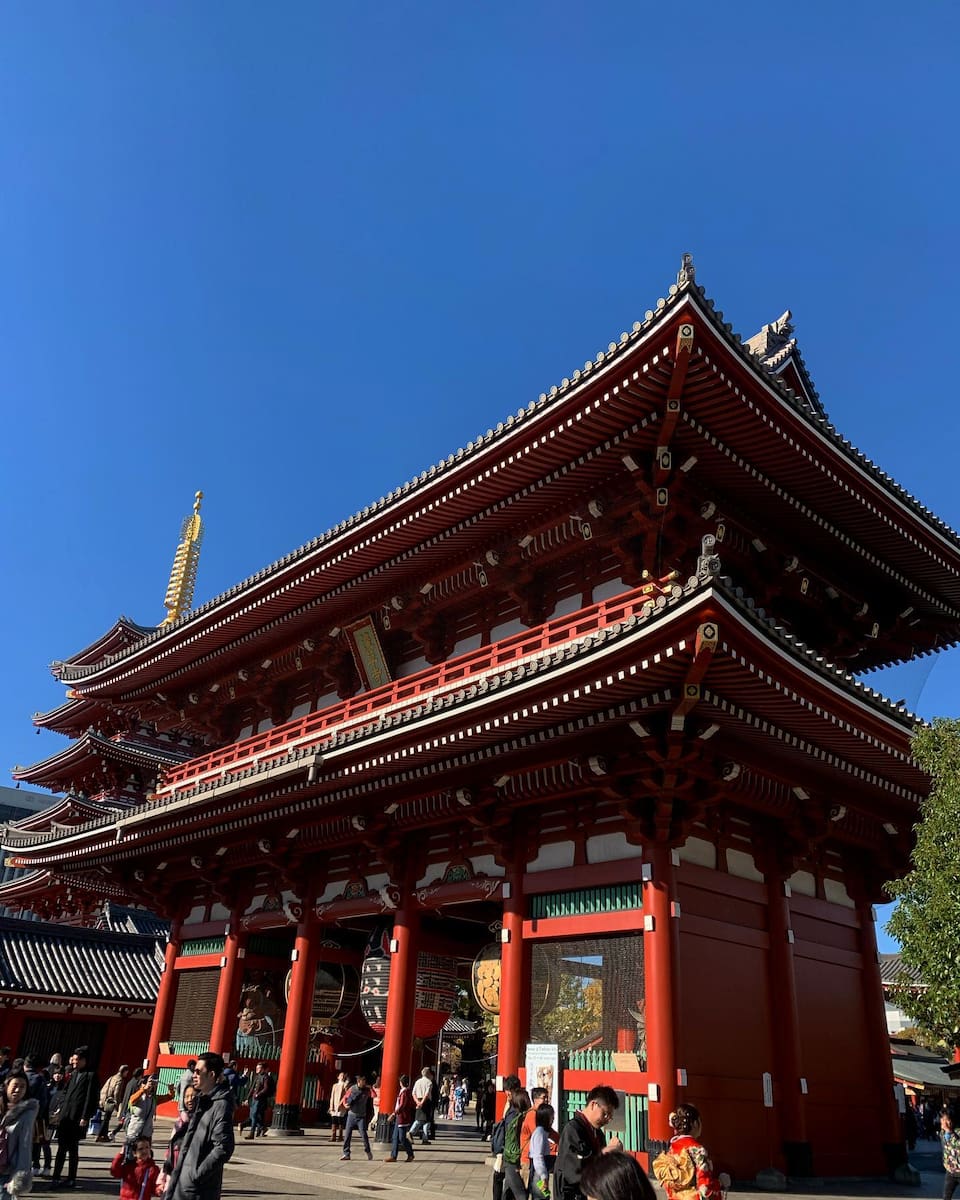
<box><xmin>3</xmin><ymin>572</ymin><xmax>927</xmax><ymax>889</ymax></box>
<box><xmin>11</xmin><ymin>731</ymin><xmax>192</xmax><ymax>791</ymax></box>
<box><xmin>51</xmin><ymin>261</ymin><xmax>960</xmax><ymax>703</ymax></box>
<box><xmin>0</xmin><ymin>910</ymin><xmax>161</xmax><ymax>1006</ymax></box>
<box><xmin>33</xmin><ymin>695</ymin><xmax>128</xmax><ymax>737</ymax></box>
<box><xmin>51</xmin><ymin>617</ymin><xmax>156</xmax><ymax>676</ymax></box>
<box><xmin>5</xmin><ymin>793</ymin><xmax>102</xmax><ymax>833</ymax></box>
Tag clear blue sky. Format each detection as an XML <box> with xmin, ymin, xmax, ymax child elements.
<box><xmin>1</xmin><ymin>2</ymin><xmax>957</xmax><ymax>951</ymax></box>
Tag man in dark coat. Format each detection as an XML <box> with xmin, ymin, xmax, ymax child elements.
<box><xmin>167</xmin><ymin>1051</ymin><xmax>235</xmax><ymax>1200</ymax></box>
<box><xmin>52</xmin><ymin>1045</ymin><xmax>100</xmax><ymax>1189</ymax></box>
<box><xmin>554</xmin><ymin>1085</ymin><xmax>622</xmax><ymax>1200</ymax></box>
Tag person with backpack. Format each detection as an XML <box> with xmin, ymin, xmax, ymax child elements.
<box><xmin>23</xmin><ymin>1057</ymin><xmax>51</xmax><ymax>1177</ymax></box>
<box><xmin>339</xmin><ymin>1074</ymin><xmax>374</xmax><ymax>1162</ymax></box>
<box><xmin>554</xmin><ymin>1085</ymin><xmax>622</xmax><ymax>1200</ymax></box>
<box><xmin>383</xmin><ymin>1073</ymin><xmax>416</xmax><ymax>1163</ymax></box>
<box><xmin>496</xmin><ymin>1086</ymin><xmax>530</xmax><ymax>1200</ymax></box>
<box><xmin>941</xmin><ymin>1108</ymin><xmax>960</xmax><ymax>1200</ymax></box>
<box><xmin>650</xmin><ymin>1104</ymin><xmax>728</xmax><ymax>1200</ymax></box>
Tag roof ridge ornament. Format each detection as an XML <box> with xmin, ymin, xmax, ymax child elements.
<box><xmin>161</xmin><ymin>490</ymin><xmax>205</xmax><ymax>626</ymax></box>
<box><xmin>676</xmin><ymin>253</ymin><xmax>696</xmax><ymax>287</ymax></box>
<box><xmin>745</xmin><ymin>309</ymin><xmax>795</xmax><ymax>361</ymax></box>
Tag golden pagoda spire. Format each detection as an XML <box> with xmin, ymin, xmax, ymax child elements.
<box><xmin>161</xmin><ymin>491</ymin><xmax>204</xmax><ymax>626</ymax></box>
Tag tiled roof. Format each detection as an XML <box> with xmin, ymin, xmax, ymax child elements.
<box><xmin>96</xmin><ymin>902</ymin><xmax>169</xmax><ymax>938</ymax></box>
<box><xmin>879</xmin><ymin>952</ymin><xmax>924</xmax><ymax>986</ymax></box>
<box><xmin>0</xmin><ymin>915</ymin><xmax>163</xmax><ymax>1004</ymax></box>
<box><xmin>55</xmin><ymin>258</ymin><xmax>960</xmax><ymax>687</ymax></box>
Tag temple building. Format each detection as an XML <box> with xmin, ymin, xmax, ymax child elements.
<box><xmin>4</xmin><ymin>257</ymin><xmax>955</xmax><ymax>1181</ymax></box>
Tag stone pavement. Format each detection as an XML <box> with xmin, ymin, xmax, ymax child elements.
<box><xmin>32</xmin><ymin>1121</ymin><xmax>950</xmax><ymax>1200</ymax></box>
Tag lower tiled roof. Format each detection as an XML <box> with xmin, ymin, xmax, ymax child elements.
<box><xmin>0</xmin><ymin>915</ymin><xmax>163</xmax><ymax>1004</ymax></box>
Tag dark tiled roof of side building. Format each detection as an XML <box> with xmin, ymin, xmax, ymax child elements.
<box><xmin>0</xmin><ymin>915</ymin><xmax>163</xmax><ymax>1004</ymax></box>
<box><xmin>879</xmin><ymin>952</ymin><xmax>924</xmax><ymax>987</ymax></box>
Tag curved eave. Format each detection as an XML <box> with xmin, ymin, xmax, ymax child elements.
<box><xmin>12</xmin><ymin>732</ymin><xmax>191</xmax><ymax>787</ymax></box>
<box><xmin>57</xmin><ymin>278</ymin><xmax>960</xmax><ymax>702</ymax></box>
<box><xmin>6</xmin><ymin>795</ymin><xmax>102</xmax><ymax>833</ymax></box>
<box><xmin>51</xmin><ymin>617</ymin><xmax>157</xmax><ymax>676</ymax></box>
<box><xmin>8</xmin><ymin>578</ymin><xmax>927</xmax><ymax>873</ymax></box>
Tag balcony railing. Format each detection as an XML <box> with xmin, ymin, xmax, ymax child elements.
<box><xmin>157</xmin><ymin>578</ymin><xmax>684</xmax><ymax>798</ymax></box>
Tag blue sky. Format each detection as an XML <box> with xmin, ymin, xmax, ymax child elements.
<box><xmin>1</xmin><ymin>2</ymin><xmax>957</xmax><ymax>951</ymax></box>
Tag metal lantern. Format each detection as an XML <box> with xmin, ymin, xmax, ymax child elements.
<box><xmin>284</xmin><ymin>960</ymin><xmax>360</xmax><ymax>1024</ymax></box>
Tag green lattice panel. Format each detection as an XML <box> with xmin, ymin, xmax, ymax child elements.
<box><xmin>561</xmin><ymin>1087</ymin><xmax>647</xmax><ymax>1153</ymax></box>
<box><xmin>180</xmin><ymin>938</ymin><xmax>225</xmax><ymax>956</ymax></box>
<box><xmin>247</xmin><ymin>934</ymin><xmax>290</xmax><ymax>958</ymax></box>
<box><xmin>167</xmin><ymin>1041</ymin><xmax>210</xmax><ymax>1058</ymax></box>
<box><xmin>528</xmin><ymin>882</ymin><xmax>644</xmax><ymax>920</ymax></box>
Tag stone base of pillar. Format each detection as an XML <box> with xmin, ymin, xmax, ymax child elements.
<box><xmin>268</xmin><ymin>1103</ymin><xmax>304</xmax><ymax>1136</ymax></box>
<box><xmin>374</xmin><ymin>1112</ymin><xmax>393</xmax><ymax>1145</ymax></box>
<box><xmin>882</xmin><ymin>1140</ymin><xmax>908</xmax><ymax>1174</ymax></box>
<box><xmin>782</xmin><ymin>1141</ymin><xmax>814</xmax><ymax>1178</ymax></box>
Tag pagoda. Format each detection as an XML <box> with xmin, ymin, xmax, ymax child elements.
<box><xmin>4</xmin><ymin>258</ymin><xmax>954</xmax><ymax>1181</ymax></box>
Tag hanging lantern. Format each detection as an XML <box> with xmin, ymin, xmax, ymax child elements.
<box><xmin>359</xmin><ymin>924</ymin><xmax>391</xmax><ymax>1034</ymax></box>
<box><xmin>359</xmin><ymin>924</ymin><xmax>457</xmax><ymax>1038</ymax></box>
<box><xmin>472</xmin><ymin>943</ymin><xmax>502</xmax><ymax>1015</ymax></box>
<box><xmin>470</xmin><ymin>942</ymin><xmax>557</xmax><ymax>1018</ymax></box>
<box><xmin>284</xmin><ymin>960</ymin><xmax>360</xmax><ymax>1024</ymax></box>
<box><xmin>413</xmin><ymin>951</ymin><xmax>458</xmax><ymax>1040</ymax></box>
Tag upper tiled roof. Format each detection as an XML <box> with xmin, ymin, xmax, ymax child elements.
<box><xmin>55</xmin><ymin>257</ymin><xmax>960</xmax><ymax>686</ymax></box>
<box><xmin>879</xmin><ymin>951</ymin><xmax>924</xmax><ymax>986</ymax></box>
<box><xmin>0</xmin><ymin>915</ymin><xmax>163</xmax><ymax>1003</ymax></box>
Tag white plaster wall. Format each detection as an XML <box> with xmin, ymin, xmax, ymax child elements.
<box><xmin>586</xmin><ymin>831</ymin><xmax>644</xmax><ymax>864</ymax></box>
<box><xmin>470</xmin><ymin>854</ymin><xmax>504</xmax><ymax>877</ymax></box>
<box><xmin>526</xmin><ymin>841</ymin><xmax>575</xmax><ymax>872</ymax></box>
<box><xmin>210</xmin><ymin>902</ymin><xmax>231</xmax><ymax>921</ymax></box>
<box><xmin>678</xmin><ymin>836</ymin><xmax>717</xmax><ymax>869</ymax></box>
<box><xmin>290</xmin><ymin>701</ymin><xmax>311</xmax><ymax>719</ymax></box>
<box><xmin>591</xmin><ymin>577</ymin><xmax>628</xmax><ymax>602</ymax></box>
<box><xmin>185</xmin><ymin>906</ymin><xmax>206</xmax><ymax>926</ymax></box>
<box><xmin>823</xmin><ymin>878</ymin><xmax>855</xmax><ymax>908</ymax></box>
<box><xmin>397</xmin><ymin>655</ymin><xmax>430</xmax><ymax>679</ymax></box>
<box><xmin>726</xmin><ymin>848</ymin><xmax>764</xmax><ymax>882</ymax></box>
<box><xmin>490</xmin><ymin>618</ymin><xmax>527</xmax><ymax>644</ymax></box>
<box><xmin>789</xmin><ymin>870</ymin><xmax>817</xmax><ymax>898</ymax></box>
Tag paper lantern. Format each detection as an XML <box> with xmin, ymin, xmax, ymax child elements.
<box><xmin>470</xmin><ymin>943</ymin><xmax>557</xmax><ymax>1018</ymax></box>
<box><xmin>359</xmin><ymin>925</ymin><xmax>457</xmax><ymax>1038</ymax></box>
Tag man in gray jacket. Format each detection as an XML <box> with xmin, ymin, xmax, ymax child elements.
<box><xmin>167</xmin><ymin>1052</ymin><xmax>235</xmax><ymax>1200</ymax></box>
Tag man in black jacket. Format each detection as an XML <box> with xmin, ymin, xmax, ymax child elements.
<box><xmin>554</xmin><ymin>1085</ymin><xmax>622</xmax><ymax>1200</ymax></box>
<box><xmin>167</xmin><ymin>1051</ymin><xmax>235</xmax><ymax>1200</ymax></box>
<box><xmin>51</xmin><ymin>1045</ymin><xmax>100</xmax><ymax>1189</ymax></box>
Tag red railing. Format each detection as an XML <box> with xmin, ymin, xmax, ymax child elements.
<box><xmin>157</xmin><ymin>578</ymin><xmax>682</xmax><ymax>795</ymax></box>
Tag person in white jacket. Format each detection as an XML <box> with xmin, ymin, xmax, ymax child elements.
<box><xmin>0</xmin><ymin>1072</ymin><xmax>39</xmax><ymax>1197</ymax></box>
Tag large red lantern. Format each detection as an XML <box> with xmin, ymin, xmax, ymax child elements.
<box><xmin>360</xmin><ymin>924</ymin><xmax>457</xmax><ymax>1038</ymax></box>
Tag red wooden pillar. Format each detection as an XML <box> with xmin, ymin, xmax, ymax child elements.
<box><xmin>209</xmin><ymin>922</ymin><xmax>247</xmax><ymax>1057</ymax></box>
<box><xmin>145</xmin><ymin>917</ymin><xmax>183</xmax><ymax>1072</ymax></box>
<box><xmin>271</xmin><ymin>921</ymin><xmax>318</xmax><ymax>1136</ymax></box>
<box><xmin>376</xmin><ymin>906</ymin><xmax>420</xmax><ymax>1142</ymax></box>
<box><xmin>643</xmin><ymin>844</ymin><xmax>678</xmax><ymax>1150</ymax></box>
<box><xmin>766</xmin><ymin>875</ymin><xmax>811</xmax><ymax>1176</ymax></box>
<box><xmin>857</xmin><ymin>902</ymin><xmax>905</xmax><ymax>1170</ymax></box>
<box><xmin>496</xmin><ymin>865</ymin><xmax>525</xmax><ymax>1117</ymax></box>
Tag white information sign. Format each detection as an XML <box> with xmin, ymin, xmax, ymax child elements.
<box><xmin>525</xmin><ymin>1042</ymin><xmax>560</xmax><ymax>1108</ymax></box>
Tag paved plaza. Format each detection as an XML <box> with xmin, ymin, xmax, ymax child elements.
<box><xmin>33</xmin><ymin>1121</ymin><xmax>949</xmax><ymax>1200</ymax></box>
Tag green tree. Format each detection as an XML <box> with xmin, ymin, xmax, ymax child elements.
<box><xmin>535</xmin><ymin>973</ymin><xmax>603</xmax><ymax>1050</ymax></box>
<box><xmin>886</xmin><ymin>718</ymin><xmax>960</xmax><ymax>1046</ymax></box>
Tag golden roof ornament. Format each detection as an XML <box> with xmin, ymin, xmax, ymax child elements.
<box><xmin>161</xmin><ymin>491</ymin><xmax>204</xmax><ymax>626</ymax></box>
<box><xmin>676</xmin><ymin>252</ymin><xmax>696</xmax><ymax>287</ymax></box>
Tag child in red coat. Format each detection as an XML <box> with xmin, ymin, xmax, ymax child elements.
<box><xmin>110</xmin><ymin>1137</ymin><xmax>160</xmax><ymax>1200</ymax></box>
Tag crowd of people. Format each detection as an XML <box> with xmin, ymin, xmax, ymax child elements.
<box><xmin>0</xmin><ymin>1045</ymin><xmax>237</xmax><ymax>1200</ymax></box>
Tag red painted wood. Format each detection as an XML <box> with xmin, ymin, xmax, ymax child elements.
<box><xmin>643</xmin><ymin>845</ymin><xmax>678</xmax><ymax>1142</ymax></box>
<box><xmin>522</xmin><ymin>909</ymin><xmax>643</xmax><ymax>940</ymax></box>
<box><xmin>378</xmin><ymin>908</ymin><xmax>419</xmax><ymax>1115</ymax></box>
<box><xmin>496</xmin><ymin>867</ymin><xmax>525</xmax><ymax>1118</ymax></box>
<box><xmin>274</xmin><ymin>922</ymin><xmax>316</xmax><ymax>1115</ymax></box>
<box><xmin>208</xmin><ymin>927</ymin><xmax>245</xmax><ymax>1056</ymax></box>
<box><xmin>145</xmin><ymin>920</ymin><xmax>182</xmax><ymax>1072</ymax></box>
